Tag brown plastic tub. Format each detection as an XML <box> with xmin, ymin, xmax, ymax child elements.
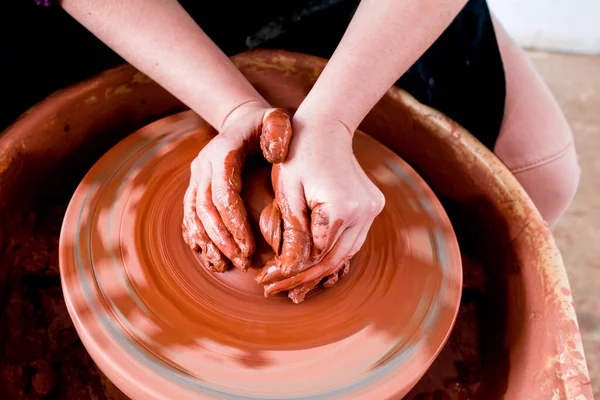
<box><xmin>0</xmin><ymin>50</ymin><xmax>593</xmax><ymax>399</ymax></box>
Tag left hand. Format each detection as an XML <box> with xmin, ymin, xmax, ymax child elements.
<box><xmin>182</xmin><ymin>103</ymin><xmax>292</xmax><ymax>272</ymax></box>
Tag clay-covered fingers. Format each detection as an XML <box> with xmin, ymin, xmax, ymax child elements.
<box><xmin>254</xmin><ymin>257</ymin><xmax>284</xmax><ymax>285</ymax></box>
<box><xmin>260</xmin><ymin>109</ymin><xmax>292</xmax><ymax>164</ymax></box>
<box><xmin>196</xmin><ymin>182</ymin><xmax>250</xmax><ymax>270</ymax></box>
<box><xmin>275</xmin><ymin>182</ymin><xmax>311</xmax><ymax>277</ymax></box>
<box><xmin>287</xmin><ymin>259</ymin><xmax>350</xmax><ymax>304</ymax></box>
<box><xmin>322</xmin><ymin>259</ymin><xmax>351</xmax><ymax>288</ymax></box>
<box><xmin>263</xmin><ymin>225</ymin><xmax>362</xmax><ymax>298</ymax></box>
<box><xmin>287</xmin><ymin>277</ymin><xmax>321</xmax><ymax>304</ymax></box>
<box><xmin>259</xmin><ymin>200</ymin><xmax>282</xmax><ymax>254</ymax></box>
<box><xmin>255</xmin><ymin>201</ymin><xmax>348</xmax><ymax>286</ymax></box>
<box><xmin>254</xmin><ymin>200</ymin><xmax>284</xmax><ymax>285</ymax></box>
<box><xmin>308</xmin><ymin>204</ymin><xmax>347</xmax><ymax>266</ymax></box>
<box><xmin>182</xmin><ymin>184</ymin><xmax>228</xmax><ymax>272</ymax></box>
<box><xmin>210</xmin><ymin>153</ymin><xmax>256</xmax><ymax>267</ymax></box>
<box><xmin>313</xmin><ymin>216</ymin><xmax>374</xmax><ymax>289</ymax></box>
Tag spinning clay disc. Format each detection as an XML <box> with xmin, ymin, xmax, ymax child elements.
<box><xmin>59</xmin><ymin>111</ymin><xmax>462</xmax><ymax>399</ymax></box>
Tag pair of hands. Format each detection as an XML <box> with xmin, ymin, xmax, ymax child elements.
<box><xmin>182</xmin><ymin>101</ymin><xmax>385</xmax><ymax>303</ymax></box>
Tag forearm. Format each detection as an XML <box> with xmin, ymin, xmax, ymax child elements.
<box><xmin>59</xmin><ymin>0</ymin><xmax>267</xmax><ymax>130</ymax></box>
<box><xmin>296</xmin><ymin>0</ymin><xmax>467</xmax><ymax>133</ymax></box>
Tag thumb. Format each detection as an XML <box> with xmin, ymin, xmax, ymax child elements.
<box><xmin>259</xmin><ymin>200</ymin><xmax>282</xmax><ymax>254</ymax></box>
<box><xmin>260</xmin><ymin>109</ymin><xmax>292</xmax><ymax>164</ymax></box>
<box><xmin>276</xmin><ymin>181</ymin><xmax>311</xmax><ymax>277</ymax></box>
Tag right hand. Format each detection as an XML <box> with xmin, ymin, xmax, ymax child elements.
<box><xmin>182</xmin><ymin>101</ymin><xmax>292</xmax><ymax>272</ymax></box>
<box><xmin>255</xmin><ymin>115</ymin><xmax>386</xmax><ymax>303</ymax></box>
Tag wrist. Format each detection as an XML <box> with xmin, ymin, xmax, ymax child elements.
<box><xmin>289</xmin><ymin>112</ymin><xmax>354</xmax><ymax>157</ymax></box>
<box><xmin>293</xmin><ymin>108</ymin><xmax>354</xmax><ymax>138</ymax></box>
<box><xmin>218</xmin><ymin>98</ymin><xmax>270</xmax><ymax>132</ymax></box>
<box><xmin>295</xmin><ymin>102</ymin><xmax>356</xmax><ymax>137</ymax></box>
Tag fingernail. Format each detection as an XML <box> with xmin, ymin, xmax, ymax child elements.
<box><xmin>263</xmin><ymin>284</ymin><xmax>274</xmax><ymax>298</ymax></box>
<box><xmin>261</xmin><ymin>109</ymin><xmax>292</xmax><ymax>164</ymax></box>
<box><xmin>259</xmin><ymin>202</ymin><xmax>283</xmax><ymax>254</ymax></box>
<box><xmin>263</xmin><ymin>282</ymin><xmax>279</xmax><ymax>298</ymax></box>
<box><xmin>255</xmin><ymin>264</ymin><xmax>282</xmax><ymax>284</ymax></box>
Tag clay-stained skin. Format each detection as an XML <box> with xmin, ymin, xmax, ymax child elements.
<box><xmin>256</xmin><ymin>195</ymin><xmax>352</xmax><ymax>302</ymax></box>
<box><xmin>260</xmin><ymin>109</ymin><xmax>292</xmax><ymax>164</ymax></box>
<box><xmin>277</xmin><ymin>202</ymin><xmax>311</xmax><ymax>277</ymax></box>
<box><xmin>177</xmin><ymin>106</ymin><xmax>360</xmax><ymax>302</ymax></box>
<box><xmin>287</xmin><ymin>260</ymin><xmax>350</xmax><ymax>303</ymax></box>
<box><xmin>309</xmin><ymin>205</ymin><xmax>344</xmax><ymax>264</ymax></box>
<box><xmin>182</xmin><ymin>107</ymin><xmax>292</xmax><ymax>273</ymax></box>
<box><xmin>264</xmin><ymin>257</ymin><xmax>351</xmax><ymax>299</ymax></box>
<box><xmin>259</xmin><ymin>200</ymin><xmax>282</xmax><ymax>254</ymax></box>
<box><xmin>182</xmin><ymin>152</ymin><xmax>252</xmax><ymax>272</ymax></box>
<box><xmin>197</xmin><ymin>182</ymin><xmax>249</xmax><ymax>270</ymax></box>
<box><xmin>216</xmin><ymin>151</ymin><xmax>256</xmax><ymax>264</ymax></box>
<box><xmin>270</xmin><ymin>165</ymin><xmax>312</xmax><ymax>277</ymax></box>
<box><xmin>323</xmin><ymin>259</ymin><xmax>350</xmax><ymax>287</ymax></box>
<box><xmin>288</xmin><ymin>277</ymin><xmax>321</xmax><ymax>304</ymax></box>
<box><xmin>255</xmin><ymin>257</ymin><xmax>284</xmax><ymax>284</ymax></box>
<box><xmin>182</xmin><ymin>185</ymin><xmax>228</xmax><ymax>272</ymax></box>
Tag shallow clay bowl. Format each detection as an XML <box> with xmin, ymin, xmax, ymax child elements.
<box><xmin>0</xmin><ymin>50</ymin><xmax>592</xmax><ymax>399</ymax></box>
<box><xmin>58</xmin><ymin>109</ymin><xmax>462</xmax><ymax>399</ymax></box>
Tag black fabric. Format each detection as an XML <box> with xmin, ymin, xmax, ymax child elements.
<box><xmin>2</xmin><ymin>0</ymin><xmax>505</xmax><ymax>150</ymax></box>
<box><xmin>397</xmin><ymin>0</ymin><xmax>506</xmax><ymax>150</ymax></box>
<box><xmin>0</xmin><ymin>2</ymin><xmax>124</xmax><ymax>130</ymax></box>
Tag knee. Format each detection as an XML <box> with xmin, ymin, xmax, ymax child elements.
<box><xmin>491</xmin><ymin>12</ymin><xmax>581</xmax><ymax>225</ymax></box>
<box><xmin>511</xmin><ymin>142</ymin><xmax>580</xmax><ymax>226</ymax></box>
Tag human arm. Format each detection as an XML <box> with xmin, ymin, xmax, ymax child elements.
<box><xmin>296</xmin><ymin>0</ymin><xmax>468</xmax><ymax>131</ymax></box>
<box><xmin>59</xmin><ymin>0</ymin><xmax>267</xmax><ymax>130</ymax></box>
<box><xmin>60</xmin><ymin>0</ymin><xmax>293</xmax><ymax>271</ymax></box>
<box><xmin>260</xmin><ymin>0</ymin><xmax>468</xmax><ymax>301</ymax></box>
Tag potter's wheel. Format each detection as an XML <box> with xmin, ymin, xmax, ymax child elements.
<box><xmin>59</xmin><ymin>111</ymin><xmax>462</xmax><ymax>399</ymax></box>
